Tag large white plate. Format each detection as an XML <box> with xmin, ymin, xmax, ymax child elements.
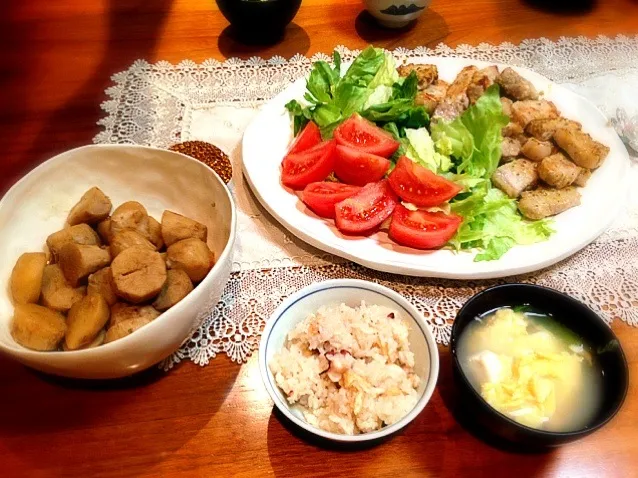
<box><xmin>242</xmin><ymin>56</ymin><xmax>630</xmax><ymax>279</ymax></box>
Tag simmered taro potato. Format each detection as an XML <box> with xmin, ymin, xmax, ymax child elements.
<box><xmin>65</xmin><ymin>294</ymin><xmax>110</xmax><ymax>350</ymax></box>
<box><xmin>146</xmin><ymin>217</ymin><xmax>164</xmax><ymax>250</ymax></box>
<box><xmin>96</xmin><ymin>218</ymin><xmax>113</xmax><ymax>244</ymax></box>
<box><xmin>11</xmin><ymin>304</ymin><xmax>67</xmax><ymax>351</ymax></box>
<box><xmin>166</xmin><ymin>238</ymin><xmax>215</xmax><ymax>282</ymax></box>
<box><xmin>87</xmin><ymin>267</ymin><xmax>118</xmax><ymax>306</ymax></box>
<box><xmin>63</xmin><ymin>330</ymin><xmax>105</xmax><ymax>351</ymax></box>
<box><xmin>110</xmin><ymin>230</ymin><xmax>155</xmax><ymax>257</ymax></box>
<box><xmin>161</xmin><ymin>210</ymin><xmax>208</xmax><ymax>247</ymax></box>
<box><xmin>10</xmin><ymin>252</ymin><xmax>47</xmax><ymax>304</ymax></box>
<box><xmin>111</xmin><ymin>247</ymin><xmax>167</xmax><ymax>303</ymax></box>
<box><xmin>153</xmin><ymin>269</ymin><xmax>194</xmax><ymax>311</ymax></box>
<box><xmin>105</xmin><ymin>317</ymin><xmax>153</xmax><ymax>344</ymax></box>
<box><xmin>110</xmin><ymin>201</ymin><xmax>150</xmax><ymax>237</ymax></box>
<box><xmin>59</xmin><ymin>243</ymin><xmax>111</xmax><ymax>286</ymax></box>
<box><xmin>110</xmin><ymin>303</ymin><xmax>161</xmax><ymax>327</ymax></box>
<box><xmin>41</xmin><ymin>264</ymin><xmax>86</xmax><ymax>312</ymax></box>
<box><xmin>46</xmin><ymin>224</ymin><xmax>101</xmax><ymax>261</ymax></box>
<box><xmin>67</xmin><ymin>187</ymin><xmax>112</xmax><ymax>226</ymax></box>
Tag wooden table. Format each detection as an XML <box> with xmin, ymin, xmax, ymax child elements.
<box><xmin>1</xmin><ymin>1</ymin><xmax>638</xmax><ymax>476</ymax></box>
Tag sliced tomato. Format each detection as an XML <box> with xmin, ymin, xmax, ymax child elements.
<box><xmin>333</xmin><ymin>114</ymin><xmax>400</xmax><ymax>158</ymax></box>
<box><xmin>288</xmin><ymin>121</ymin><xmax>321</xmax><ymax>155</ymax></box>
<box><xmin>389</xmin><ymin>205</ymin><xmax>462</xmax><ymax>250</ymax></box>
<box><xmin>281</xmin><ymin>140</ymin><xmax>336</xmax><ymax>190</ymax></box>
<box><xmin>335</xmin><ymin>180</ymin><xmax>398</xmax><ymax>234</ymax></box>
<box><xmin>388</xmin><ymin>156</ymin><xmax>463</xmax><ymax>207</ymax></box>
<box><xmin>301</xmin><ymin>182</ymin><xmax>362</xmax><ymax>219</ymax></box>
<box><xmin>333</xmin><ymin>145</ymin><xmax>391</xmax><ymax>186</ymax></box>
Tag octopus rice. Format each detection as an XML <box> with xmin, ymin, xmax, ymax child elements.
<box><xmin>269</xmin><ymin>302</ymin><xmax>420</xmax><ymax>435</ymax></box>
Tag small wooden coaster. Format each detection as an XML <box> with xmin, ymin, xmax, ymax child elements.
<box><xmin>169</xmin><ymin>141</ymin><xmax>233</xmax><ymax>184</ymax></box>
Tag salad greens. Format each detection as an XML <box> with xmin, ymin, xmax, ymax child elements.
<box><xmin>286</xmin><ymin>47</ymin><xmax>429</xmax><ymax>138</ymax></box>
<box><xmin>286</xmin><ymin>48</ymin><xmax>554</xmax><ymax>261</ymax></box>
<box><xmin>432</xmin><ymin>86</ymin><xmax>553</xmax><ymax>261</ymax></box>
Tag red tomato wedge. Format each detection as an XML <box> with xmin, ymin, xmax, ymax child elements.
<box><xmin>333</xmin><ymin>114</ymin><xmax>400</xmax><ymax>158</ymax></box>
<box><xmin>335</xmin><ymin>180</ymin><xmax>399</xmax><ymax>234</ymax></box>
<box><xmin>389</xmin><ymin>205</ymin><xmax>462</xmax><ymax>250</ymax></box>
<box><xmin>301</xmin><ymin>182</ymin><xmax>362</xmax><ymax>219</ymax></box>
<box><xmin>388</xmin><ymin>156</ymin><xmax>463</xmax><ymax>207</ymax></box>
<box><xmin>334</xmin><ymin>145</ymin><xmax>391</xmax><ymax>186</ymax></box>
<box><xmin>287</xmin><ymin>121</ymin><xmax>321</xmax><ymax>155</ymax></box>
<box><xmin>281</xmin><ymin>140</ymin><xmax>336</xmax><ymax>190</ymax></box>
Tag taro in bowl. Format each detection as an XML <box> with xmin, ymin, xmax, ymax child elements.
<box><xmin>450</xmin><ymin>283</ymin><xmax>628</xmax><ymax>448</ymax></box>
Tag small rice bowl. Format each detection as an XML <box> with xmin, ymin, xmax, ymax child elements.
<box><xmin>269</xmin><ymin>301</ymin><xmax>420</xmax><ymax>435</ymax></box>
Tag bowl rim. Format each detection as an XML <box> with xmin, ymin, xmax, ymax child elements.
<box><xmin>450</xmin><ymin>283</ymin><xmax>629</xmax><ymax>438</ymax></box>
<box><xmin>0</xmin><ymin>143</ymin><xmax>237</xmax><ymax>359</ymax></box>
<box><xmin>259</xmin><ymin>278</ymin><xmax>440</xmax><ymax>442</ymax></box>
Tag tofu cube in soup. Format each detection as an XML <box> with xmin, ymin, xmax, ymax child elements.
<box><xmin>492</xmin><ymin>159</ymin><xmax>539</xmax><ymax>198</ymax></box>
<box><xmin>87</xmin><ymin>267</ymin><xmax>118</xmax><ymax>306</ymax></box>
<box><xmin>41</xmin><ymin>264</ymin><xmax>86</xmax><ymax>312</ymax></box>
<box><xmin>59</xmin><ymin>243</ymin><xmax>111</xmax><ymax>286</ymax></box>
<box><xmin>46</xmin><ymin>224</ymin><xmax>101</xmax><ymax>261</ymax></box>
<box><xmin>110</xmin><ymin>230</ymin><xmax>155</xmax><ymax>258</ymax></box>
<box><xmin>67</xmin><ymin>187</ymin><xmax>112</xmax><ymax>226</ymax></box>
<box><xmin>105</xmin><ymin>317</ymin><xmax>153</xmax><ymax>344</ymax></box>
<box><xmin>10</xmin><ymin>252</ymin><xmax>47</xmax><ymax>304</ymax></box>
<box><xmin>520</xmin><ymin>137</ymin><xmax>554</xmax><ymax>162</ymax></box>
<box><xmin>11</xmin><ymin>304</ymin><xmax>67</xmax><ymax>351</ymax></box>
<box><xmin>538</xmin><ymin>153</ymin><xmax>582</xmax><ymax>189</ymax></box>
<box><xmin>553</xmin><ymin>127</ymin><xmax>610</xmax><ymax>169</ymax></box>
<box><xmin>496</xmin><ymin>67</ymin><xmax>539</xmax><ymax>101</ymax></box>
<box><xmin>518</xmin><ymin>187</ymin><xmax>581</xmax><ymax>220</ymax></box>
<box><xmin>161</xmin><ymin>210</ymin><xmax>208</xmax><ymax>247</ymax></box>
<box><xmin>110</xmin><ymin>201</ymin><xmax>150</xmax><ymax>237</ymax></box>
<box><xmin>65</xmin><ymin>294</ymin><xmax>110</xmax><ymax>350</ymax></box>
<box><xmin>511</xmin><ymin>100</ymin><xmax>558</xmax><ymax>128</ymax></box>
<box><xmin>111</xmin><ymin>247</ymin><xmax>167</xmax><ymax>303</ymax></box>
<box><xmin>110</xmin><ymin>303</ymin><xmax>160</xmax><ymax>327</ymax></box>
<box><xmin>166</xmin><ymin>238</ymin><xmax>215</xmax><ymax>283</ymax></box>
<box><xmin>153</xmin><ymin>269</ymin><xmax>194</xmax><ymax>311</ymax></box>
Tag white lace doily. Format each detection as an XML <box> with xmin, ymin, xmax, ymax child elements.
<box><xmin>94</xmin><ymin>37</ymin><xmax>638</xmax><ymax>367</ymax></box>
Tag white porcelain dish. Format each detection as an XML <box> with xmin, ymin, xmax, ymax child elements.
<box><xmin>0</xmin><ymin>144</ymin><xmax>236</xmax><ymax>379</ymax></box>
<box><xmin>242</xmin><ymin>57</ymin><xmax>630</xmax><ymax>279</ymax></box>
<box><xmin>259</xmin><ymin>279</ymin><xmax>439</xmax><ymax>442</ymax></box>
<box><xmin>363</xmin><ymin>0</ymin><xmax>432</xmax><ymax>29</ymax></box>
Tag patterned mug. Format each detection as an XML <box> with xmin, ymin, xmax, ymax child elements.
<box><xmin>363</xmin><ymin>0</ymin><xmax>432</xmax><ymax>28</ymax></box>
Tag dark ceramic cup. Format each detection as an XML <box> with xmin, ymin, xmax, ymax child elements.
<box><xmin>216</xmin><ymin>0</ymin><xmax>302</xmax><ymax>42</ymax></box>
<box><xmin>450</xmin><ymin>283</ymin><xmax>628</xmax><ymax>448</ymax></box>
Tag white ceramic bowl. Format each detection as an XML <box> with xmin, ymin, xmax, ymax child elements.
<box><xmin>259</xmin><ymin>279</ymin><xmax>439</xmax><ymax>442</ymax></box>
<box><xmin>363</xmin><ymin>0</ymin><xmax>432</xmax><ymax>28</ymax></box>
<box><xmin>0</xmin><ymin>144</ymin><xmax>236</xmax><ymax>379</ymax></box>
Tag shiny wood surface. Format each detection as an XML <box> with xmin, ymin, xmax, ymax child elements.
<box><xmin>1</xmin><ymin>1</ymin><xmax>638</xmax><ymax>476</ymax></box>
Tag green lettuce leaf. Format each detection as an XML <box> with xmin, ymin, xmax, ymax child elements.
<box><xmin>431</xmin><ymin>84</ymin><xmax>508</xmax><ymax>179</ymax></box>
<box><xmin>403</xmin><ymin>128</ymin><xmax>452</xmax><ymax>173</ymax></box>
<box><xmin>450</xmin><ymin>186</ymin><xmax>554</xmax><ymax>262</ymax></box>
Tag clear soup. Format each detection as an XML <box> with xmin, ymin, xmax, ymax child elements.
<box><xmin>457</xmin><ymin>306</ymin><xmax>602</xmax><ymax>432</ymax></box>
